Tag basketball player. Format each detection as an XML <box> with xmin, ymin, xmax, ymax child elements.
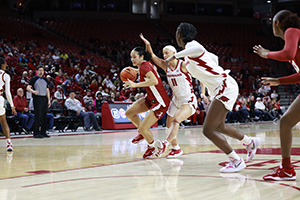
<box><xmin>253</xmin><ymin>10</ymin><xmax>300</xmax><ymax>181</ymax></box>
<box><xmin>0</xmin><ymin>58</ymin><xmax>16</xmax><ymax>151</ymax></box>
<box><xmin>140</xmin><ymin>33</ymin><xmax>204</xmax><ymax>158</ymax></box>
<box><xmin>166</xmin><ymin>23</ymin><xmax>260</xmax><ymax>172</ymax></box>
<box><xmin>124</xmin><ymin>47</ymin><xmax>170</xmax><ymax>159</ymax></box>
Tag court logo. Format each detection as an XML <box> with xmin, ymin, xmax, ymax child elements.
<box><xmin>111</xmin><ymin>108</ymin><xmax>120</xmax><ymax>119</ymax></box>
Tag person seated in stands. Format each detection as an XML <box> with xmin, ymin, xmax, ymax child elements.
<box><xmin>75</xmin><ymin>70</ymin><xmax>84</xmax><ymax>82</ymax></box>
<box><xmin>254</xmin><ymin>97</ymin><xmax>275</xmax><ymax>121</ymax></box>
<box><xmin>55</xmin><ymin>69</ymin><xmax>66</xmax><ymax>87</ymax></box>
<box><xmin>19</xmin><ymin>53</ymin><xmax>28</xmax><ymax>68</ymax></box>
<box><xmin>13</xmin><ymin>88</ymin><xmax>34</xmax><ymax>134</ymax></box>
<box><xmin>21</xmin><ymin>71</ymin><xmax>30</xmax><ymax>85</ymax></box>
<box><xmin>102</xmin><ymin>75</ymin><xmax>116</xmax><ymax>90</ymax></box>
<box><xmin>83</xmin><ymin>89</ymin><xmax>94</xmax><ymax>109</ymax></box>
<box><xmin>54</xmin><ymin>85</ymin><xmax>66</xmax><ymax>101</ymax></box>
<box><xmin>46</xmin><ymin>75</ymin><xmax>55</xmax><ymax>88</ymax></box>
<box><xmin>89</xmin><ymin>79</ymin><xmax>99</xmax><ymax>93</ymax></box>
<box><xmin>65</xmin><ymin>90</ymin><xmax>101</xmax><ymax>131</ymax></box>
<box><xmin>94</xmin><ymin>92</ymin><xmax>103</xmax><ymax>126</ymax></box>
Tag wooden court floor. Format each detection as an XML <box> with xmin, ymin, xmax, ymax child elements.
<box><xmin>0</xmin><ymin>122</ymin><xmax>300</xmax><ymax>200</ymax></box>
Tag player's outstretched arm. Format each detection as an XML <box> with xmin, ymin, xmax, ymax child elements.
<box><xmin>140</xmin><ymin>33</ymin><xmax>168</xmax><ymax>71</ymax></box>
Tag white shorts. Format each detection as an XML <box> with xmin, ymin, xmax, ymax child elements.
<box><xmin>167</xmin><ymin>94</ymin><xmax>197</xmax><ymax>117</ymax></box>
<box><xmin>0</xmin><ymin>96</ymin><xmax>5</xmax><ymax>115</ymax></box>
<box><xmin>212</xmin><ymin>75</ymin><xmax>238</xmax><ymax>111</ymax></box>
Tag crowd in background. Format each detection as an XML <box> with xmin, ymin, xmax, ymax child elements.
<box><xmin>0</xmin><ymin>33</ymin><xmax>286</xmax><ymax>133</ymax></box>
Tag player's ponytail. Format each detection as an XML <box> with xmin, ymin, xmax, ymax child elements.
<box><xmin>177</xmin><ymin>23</ymin><xmax>197</xmax><ymax>44</ymax></box>
<box><xmin>132</xmin><ymin>46</ymin><xmax>152</xmax><ymax>61</ymax></box>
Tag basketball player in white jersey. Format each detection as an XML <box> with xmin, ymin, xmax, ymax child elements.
<box><xmin>140</xmin><ymin>34</ymin><xmax>204</xmax><ymax>158</ymax></box>
<box><xmin>166</xmin><ymin>23</ymin><xmax>260</xmax><ymax>172</ymax></box>
<box><xmin>0</xmin><ymin>58</ymin><xmax>16</xmax><ymax>151</ymax></box>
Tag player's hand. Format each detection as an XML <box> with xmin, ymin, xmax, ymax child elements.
<box><xmin>261</xmin><ymin>77</ymin><xmax>280</xmax><ymax>86</ymax></box>
<box><xmin>140</xmin><ymin>33</ymin><xmax>150</xmax><ymax>45</ymax></box>
<box><xmin>123</xmin><ymin>79</ymin><xmax>136</xmax><ymax>88</ymax></box>
<box><xmin>11</xmin><ymin>107</ymin><xmax>17</xmax><ymax>115</ymax></box>
<box><xmin>33</xmin><ymin>90</ymin><xmax>39</xmax><ymax>95</ymax></box>
<box><xmin>166</xmin><ymin>55</ymin><xmax>176</xmax><ymax>64</ymax></box>
<box><xmin>253</xmin><ymin>45</ymin><xmax>269</xmax><ymax>59</ymax></box>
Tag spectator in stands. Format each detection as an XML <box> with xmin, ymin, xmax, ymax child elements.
<box><xmin>89</xmin><ymin>79</ymin><xmax>99</xmax><ymax>93</ymax></box>
<box><xmin>5</xmin><ymin>52</ymin><xmax>18</xmax><ymax>68</ymax></box>
<box><xmin>80</xmin><ymin>79</ymin><xmax>89</xmax><ymax>90</ymax></box>
<box><xmin>62</xmin><ymin>73</ymin><xmax>71</xmax><ymax>94</ymax></box>
<box><xmin>55</xmin><ymin>69</ymin><xmax>66</xmax><ymax>87</ymax></box>
<box><xmin>46</xmin><ymin>75</ymin><xmax>55</xmax><ymax>88</ymax></box>
<box><xmin>83</xmin><ymin>89</ymin><xmax>94</xmax><ymax>109</ymax></box>
<box><xmin>54</xmin><ymin>85</ymin><xmax>66</xmax><ymax>101</ymax></box>
<box><xmin>102</xmin><ymin>75</ymin><xmax>116</xmax><ymax>89</ymax></box>
<box><xmin>65</xmin><ymin>90</ymin><xmax>101</xmax><ymax>131</ymax></box>
<box><xmin>19</xmin><ymin>53</ymin><xmax>28</xmax><ymax>68</ymax></box>
<box><xmin>271</xmin><ymin>90</ymin><xmax>279</xmax><ymax>100</ymax></box>
<box><xmin>21</xmin><ymin>71</ymin><xmax>30</xmax><ymax>85</ymax></box>
<box><xmin>27</xmin><ymin>66</ymin><xmax>51</xmax><ymax>138</ymax></box>
<box><xmin>13</xmin><ymin>88</ymin><xmax>34</xmax><ymax>134</ymax></box>
<box><xmin>75</xmin><ymin>70</ymin><xmax>84</xmax><ymax>82</ymax></box>
<box><xmin>254</xmin><ymin>97</ymin><xmax>274</xmax><ymax>121</ymax></box>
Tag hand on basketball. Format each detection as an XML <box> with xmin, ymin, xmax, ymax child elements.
<box><xmin>123</xmin><ymin>79</ymin><xmax>136</xmax><ymax>89</ymax></box>
<box><xmin>261</xmin><ymin>77</ymin><xmax>280</xmax><ymax>86</ymax></box>
<box><xmin>253</xmin><ymin>45</ymin><xmax>269</xmax><ymax>59</ymax></box>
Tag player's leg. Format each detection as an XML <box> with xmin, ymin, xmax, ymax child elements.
<box><xmin>0</xmin><ymin>114</ymin><xmax>13</xmax><ymax>151</ymax></box>
<box><xmin>203</xmin><ymin>99</ymin><xmax>245</xmax><ymax>172</ymax></box>
<box><xmin>263</xmin><ymin>97</ymin><xmax>300</xmax><ymax>181</ymax></box>
<box><xmin>126</xmin><ymin>98</ymin><xmax>149</xmax><ymax>144</ymax></box>
<box><xmin>138</xmin><ymin>110</ymin><xmax>159</xmax><ymax>159</ymax></box>
<box><xmin>125</xmin><ymin>98</ymin><xmax>149</xmax><ymax>128</ymax></box>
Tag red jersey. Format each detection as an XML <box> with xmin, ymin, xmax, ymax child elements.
<box><xmin>267</xmin><ymin>28</ymin><xmax>300</xmax><ymax>84</ymax></box>
<box><xmin>139</xmin><ymin>61</ymin><xmax>169</xmax><ymax>108</ymax></box>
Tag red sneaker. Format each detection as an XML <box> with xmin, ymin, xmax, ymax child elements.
<box><xmin>263</xmin><ymin>165</ymin><xmax>296</xmax><ymax>181</ymax></box>
<box><xmin>143</xmin><ymin>145</ymin><xmax>155</xmax><ymax>159</ymax></box>
<box><xmin>131</xmin><ymin>134</ymin><xmax>144</xmax><ymax>144</ymax></box>
<box><xmin>6</xmin><ymin>140</ymin><xmax>13</xmax><ymax>151</ymax></box>
<box><xmin>166</xmin><ymin>148</ymin><xmax>183</xmax><ymax>159</ymax></box>
<box><xmin>155</xmin><ymin>140</ymin><xmax>167</xmax><ymax>157</ymax></box>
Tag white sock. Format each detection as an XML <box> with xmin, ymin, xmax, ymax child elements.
<box><xmin>227</xmin><ymin>150</ymin><xmax>240</xmax><ymax>161</ymax></box>
<box><xmin>241</xmin><ymin>135</ymin><xmax>252</xmax><ymax>146</ymax></box>
<box><xmin>7</xmin><ymin>139</ymin><xmax>11</xmax><ymax>143</ymax></box>
<box><xmin>172</xmin><ymin>145</ymin><xmax>180</xmax><ymax>150</ymax></box>
<box><xmin>164</xmin><ymin>140</ymin><xmax>170</xmax><ymax>147</ymax></box>
<box><xmin>149</xmin><ymin>140</ymin><xmax>155</xmax><ymax>147</ymax></box>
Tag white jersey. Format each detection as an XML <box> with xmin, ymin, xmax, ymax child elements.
<box><xmin>174</xmin><ymin>40</ymin><xmax>231</xmax><ymax>94</ymax></box>
<box><xmin>0</xmin><ymin>70</ymin><xmax>14</xmax><ymax>115</ymax></box>
<box><xmin>166</xmin><ymin>59</ymin><xmax>193</xmax><ymax>99</ymax></box>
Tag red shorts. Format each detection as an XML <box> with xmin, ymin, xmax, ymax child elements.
<box><xmin>144</xmin><ymin>97</ymin><xmax>169</xmax><ymax>119</ymax></box>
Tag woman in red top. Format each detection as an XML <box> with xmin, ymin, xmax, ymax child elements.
<box><xmin>254</xmin><ymin>10</ymin><xmax>300</xmax><ymax>181</ymax></box>
<box><xmin>124</xmin><ymin>47</ymin><xmax>170</xmax><ymax>159</ymax></box>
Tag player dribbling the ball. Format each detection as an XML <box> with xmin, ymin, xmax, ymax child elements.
<box><xmin>124</xmin><ymin>46</ymin><xmax>170</xmax><ymax>159</ymax></box>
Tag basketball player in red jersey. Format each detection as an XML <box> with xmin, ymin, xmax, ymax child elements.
<box><xmin>140</xmin><ymin>33</ymin><xmax>204</xmax><ymax>158</ymax></box>
<box><xmin>167</xmin><ymin>23</ymin><xmax>260</xmax><ymax>173</ymax></box>
<box><xmin>0</xmin><ymin>58</ymin><xmax>16</xmax><ymax>151</ymax></box>
<box><xmin>254</xmin><ymin>10</ymin><xmax>300</xmax><ymax>181</ymax></box>
<box><xmin>124</xmin><ymin>47</ymin><xmax>170</xmax><ymax>159</ymax></box>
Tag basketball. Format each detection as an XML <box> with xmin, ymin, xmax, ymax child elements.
<box><xmin>120</xmin><ymin>67</ymin><xmax>137</xmax><ymax>82</ymax></box>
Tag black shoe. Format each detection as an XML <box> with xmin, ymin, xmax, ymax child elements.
<box><xmin>33</xmin><ymin>134</ymin><xmax>43</xmax><ymax>139</ymax></box>
<box><xmin>84</xmin><ymin>127</ymin><xmax>92</xmax><ymax>131</ymax></box>
<box><xmin>94</xmin><ymin>127</ymin><xmax>102</xmax><ymax>131</ymax></box>
<box><xmin>42</xmin><ymin>134</ymin><xmax>50</xmax><ymax>138</ymax></box>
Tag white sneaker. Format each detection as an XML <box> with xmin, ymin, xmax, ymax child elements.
<box><xmin>6</xmin><ymin>140</ymin><xmax>13</xmax><ymax>151</ymax></box>
<box><xmin>220</xmin><ymin>157</ymin><xmax>246</xmax><ymax>173</ymax></box>
<box><xmin>245</xmin><ymin>137</ymin><xmax>260</xmax><ymax>162</ymax></box>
